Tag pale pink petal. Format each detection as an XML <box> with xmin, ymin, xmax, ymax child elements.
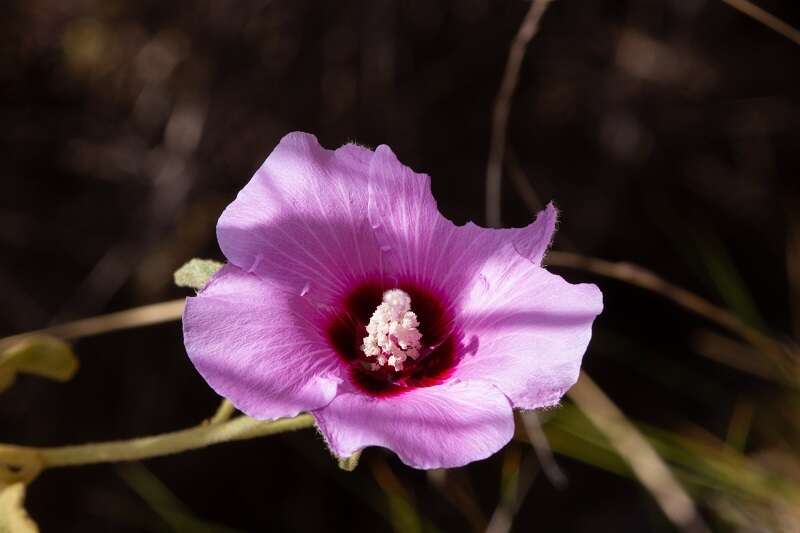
<box><xmin>367</xmin><ymin>144</ymin><xmax>557</xmax><ymax>297</ymax></box>
<box><xmin>183</xmin><ymin>264</ymin><xmax>343</xmax><ymax>420</ymax></box>
<box><xmin>455</xmin><ymin>252</ymin><xmax>603</xmax><ymax>410</ymax></box>
<box><xmin>217</xmin><ymin>132</ymin><xmax>382</xmax><ymax>306</ymax></box>
<box><xmin>314</xmin><ymin>380</ymin><xmax>514</xmax><ymax>469</ymax></box>
<box><xmin>184</xmin><ymin>133</ymin><xmax>602</xmax><ymax>472</ymax></box>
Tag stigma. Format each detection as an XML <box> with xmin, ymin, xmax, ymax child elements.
<box><xmin>361</xmin><ymin>289</ymin><xmax>422</xmax><ymax>371</ymax></box>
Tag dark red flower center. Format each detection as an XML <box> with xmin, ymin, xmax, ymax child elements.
<box><xmin>326</xmin><ymin>280</ymin><xmax>459</xmax><ymax>397</ymax></box>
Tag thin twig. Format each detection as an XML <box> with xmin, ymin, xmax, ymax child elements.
<box><xmin>486</xmin><ymin>0</ymin><xmax>553</xmax><ymax>228</ymax></box>
<box><xmin>505</xmin><ymin>147</ymin><xmax>543</xmax><ymax>213</ymax></box>
<box><xmin>505</xmin><ymin>158</ymin><xmax>796</xmax><ymax>369</ymax></box>
<box><xmin>0</xmin><ymin>299</ymin><xmax>185</xmax><ymax>346</ymax></box>
<box><xmin>488</xmin><ymin>8</ymin><xmax>706</xmax><ymax>529</ymax></box>
<box><xmin>546</xmin><ymin>251</ymin><xmax>794</xmax><ymax>362</ymax></box>
<box><xmin>0</xmin><ymin>414</ymin><xmax>314</xmax><ymax>472</ymax></box>
<box><xmin>568</xmin><ymin>373</ymin><xmax>710</xmax><ymax>533</ymax></box>
<box><xmin>209</xmin><ymin>399</ymin><xmax>237</xmax><ymax>425</ymax></box>
<box><xmin>720</xmin><ymin>0</ymin><xmax>800</xmax><ymax>46</ymax></box>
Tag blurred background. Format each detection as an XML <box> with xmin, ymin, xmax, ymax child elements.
<box><xmin>2</xmin><ymin>0</ymin><xmax>800</xmax><ymax>531</ymax></box>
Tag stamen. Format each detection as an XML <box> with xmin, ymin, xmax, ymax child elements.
<box><xmin>361</xmin><ymin>289</ymin><xmax>422</xmax><ymax>371</ymax></box>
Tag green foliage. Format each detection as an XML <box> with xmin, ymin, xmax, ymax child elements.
<box><xmin>0</xmin><ymin>483</ymin><xmax>38</xmax><ymax>533</ymax></box>
<box><xmin>0</xmin><ymin>336</ymin><xmax>78</xmax><ymax>393</ymax></box>
<box><xmin>543</xmin><ymin>403</ymin><xmax>800</xmax><ymax>529</ymax></box>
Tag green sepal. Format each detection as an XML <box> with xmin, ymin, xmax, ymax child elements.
<box><xmin>174</xmin><ymin>259</ymin><xmax>224</xmax><ymax>290</ymax></box>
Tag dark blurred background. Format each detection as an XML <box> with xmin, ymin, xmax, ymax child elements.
<box><xmin>2</xmin><ymin>0</ymin><xmax>800</xmax><ymax>531</ymax></box>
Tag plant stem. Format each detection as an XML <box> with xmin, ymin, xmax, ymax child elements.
<box><xmin>547</xmin><ymin>251</ymin><xmax>796</xmax><ymax>364</ymax></box>
<box><xmin>0</xmin><ymin>299</ymin><xmax>185</xmax><ymax>346</ymax></box>
<box><xmin>485</xmin><ymin>0</ymin><xmax>553</xmax><ymax>228</ymax></box>
<box><xmin>3</xmin><ymin>414</ymin><xmax>314</xmax><ymax>471</ymax></box>
<box><xmin>209</xmin><ymin>399</ymin><xmax>236</xmax><ymax>425</ymax></box>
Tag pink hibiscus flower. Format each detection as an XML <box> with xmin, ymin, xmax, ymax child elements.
<box><xmin>182</xmin><ymin>132</ymin><xmax>602</xmax><ymax>469</ymax></box>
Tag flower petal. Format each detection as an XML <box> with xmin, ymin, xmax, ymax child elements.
<box><xmin>367</xmin><ymin>144</ymin><xmax>557</xmax><ymax>296</ymax></box>
<box><xmin>183</xmin><ymin>264</ymin><xmax>343</xmax><ymax>420</ymax></box>
<box><xmin>217</xmin><ymin>132</ymin><xmax>382</xmax><ymax>305</ymax></box>
<box><xmin>455</xmin><ymin>254</ymin><xmax>603</xmax><ymax>410</ymax></box>
<box><xmin>314</xmin><ymin>380</ymin><xmax>514</xmax><ymax>469</ymax></box>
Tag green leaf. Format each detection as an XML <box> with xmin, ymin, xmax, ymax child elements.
<box><xmin>174</xmin><ymin>259</ymin><xmax>224</xmax><ymax>290</ymax></box>
<box><xmin>0</xmin><ymin>483</ymin><xmax>39</xmax><ymax>533</ymax></box>
<box><xmin>0</xmin><ymin>336</ymin><xmax>78</xmax><ymax>393</ymax></box>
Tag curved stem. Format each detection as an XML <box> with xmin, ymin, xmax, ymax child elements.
<box><xmin>0</xmin><ymin>299</ymin><xmax>185</xmax><ymax>346</ymax></box>
<box><xmin>209</xmin><ymin>399</ymin><xmax>236</xmax><ymax>425</ymax></box>
<box><xmin>2</xmin><ymin>414</ymin><xmax>314</xmax><ymax>471</ymax></box>
<box><xmin>485</xmin><ymin>0</ymin><xmax>553</xmax><ymax>228</ymax></box>
<box><xmin>546</xmin><ymin>251</ymin><xmax>796</xmax><ymax>364</ymax></box>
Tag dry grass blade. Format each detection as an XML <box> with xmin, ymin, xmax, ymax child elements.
<box><xmin>485</xmin><ymin>0</ymin><xmax>553</xmax><ymax>228</ymax></box>
<box><xmin>488</xmin><ymin>7</ymin><xmax>706</xmax><ymax>529</ymax></box>
<box><xmin>505</xmin><ymin>159</ymin><xmax>795</xmax><ymax>374</ymax></box>
<box><xmin>568</xmin><ymin>373</ymin><xmax>710</xmax><ymax>533</ymax></box>
<box><xmin>209</xmin><ymin>399</ymin><xmax>236</xmax><ymax>425</ymax></box>
<box><xmin>720</xmin><ymin>0</ymin><xmax>800</xmax><ymax>46</ymax></box>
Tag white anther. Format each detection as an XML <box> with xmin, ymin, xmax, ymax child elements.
<box><xmin>361</xmin><ymin>289</ymin><xmax>423</xmax><ymax>371</ymax></box>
